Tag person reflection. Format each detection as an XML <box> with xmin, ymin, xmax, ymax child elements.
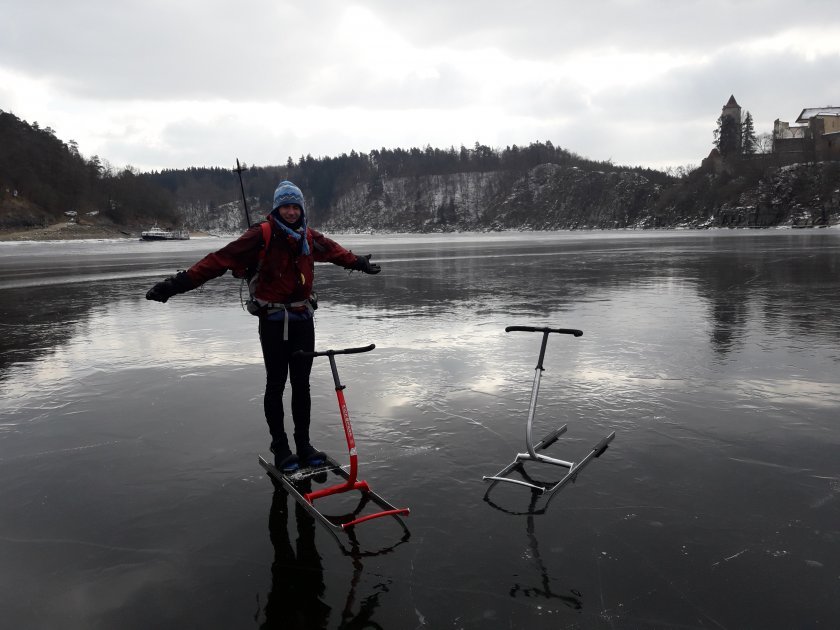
<box><xmin>262</xmin><ymin>482</ymin><xmax>331</xmax><ymax>630</ymax></box>
<box><xmin>262</xmin><ymin>474</ymin><xmax>409</xmax><ymax>628</ymax></box>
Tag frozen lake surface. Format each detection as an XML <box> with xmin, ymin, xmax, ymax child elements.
<box><xmin>1</xmin><ymin>229</ymin><xmax>839</xmax><ymax>628</ymax></box>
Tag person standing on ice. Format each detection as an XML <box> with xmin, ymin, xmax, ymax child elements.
<box><xmin>145</xmin><ymin>180</ymin><xmax>381</xmax><ymax>472</ymax></box>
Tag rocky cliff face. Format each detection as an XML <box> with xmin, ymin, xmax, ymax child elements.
<box><xmin>487</xmin><ymin>165</ymin><xmax>661</xmax><ymax>230</ymax></box>
<box><xmin>320</xmin><ymin>164</ymin><xmax>662</xmax><ymax>232</ymax></box>
<box><xmin>715</xmin><ymin>162</ymin><xmax>840</xmax><ymax>227</ymax></box>
<box><xmin>321</xmin><ymin>171</ymin><xmax>504</xmax><ymax>231</ymax></box>
<box><xmin>179</xmin><ymin>161</ymin><xmax>840</xmax><ymax>234</ymax></box>
<box><xmin>181</xmin><ymin>200</ymin><xmax>251</xmax><ymax>234</ymax></box>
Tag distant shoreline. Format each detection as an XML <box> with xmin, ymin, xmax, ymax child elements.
<box><xmin>0</xmin><ymin>222</ymin><xmax>212</xmax><ymax>242</ymax></box>
<box><xmin>2</xmin><ymin>221</ymin><xmax>837</xmax><ymax>243</ymax></box>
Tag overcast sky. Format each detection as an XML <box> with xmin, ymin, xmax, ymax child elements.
<box><xmin>2</xmin><ymin>0</ymin><xmax>838</xmax><ymax>173</ymax></box>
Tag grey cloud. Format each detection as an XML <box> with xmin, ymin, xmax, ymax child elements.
<box><xmin>3</xmin><ymin>0</ymin><xmax>838</xmax><ymax>171</ymax></box>
<box><xmin>299</xmin><ymin>60</ymin><xmax>478</xmax><ymax>110</ymax></box>
<box><xmin>521</xmin><ymin>45</ymin><xmax>840</xmax><ymax>166</ymax></box>
<box><xmin>0</xmin><ymin>1</ymin><xmax>327</xmax><ymax>101</ymax></box>
<box><xmin>358</xmin><ymin>0</ymin><xmax>839</xmax><ymax>58</ymax></box>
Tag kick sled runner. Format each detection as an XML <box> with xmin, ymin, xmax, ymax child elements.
<box><xmin>483</xmin><ymin>326</ymin><xmax>615</xmax><ymax>502</ymax></box>
<box><xmin>259</xmin><ymin>343</ymin><xmax>409</xmax><ymax>540</ymax></box>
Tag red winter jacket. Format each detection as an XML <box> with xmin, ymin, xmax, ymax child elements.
<box><xmin>185</xmin><ymin>219</ymin><xmax>358</xmax><ymax>305</ymax></box>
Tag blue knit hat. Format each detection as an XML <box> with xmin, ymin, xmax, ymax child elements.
<box><xmin>271</xmin><ymin>180</ymin><xmax>310</xmax><ymax>255</ymax></box>
<box><xmin>272</xmin><ymin>180</ymin><xmax>305</xmax><ymax>212</ymax></box>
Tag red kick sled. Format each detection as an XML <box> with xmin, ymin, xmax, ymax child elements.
<box><xmin>259</xmin><ymin>343</ymin><xmax>409</xmax><ymax>537</ymax></box>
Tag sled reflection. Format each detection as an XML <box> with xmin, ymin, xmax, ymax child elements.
<box><xmin>262</xmin><ymin>481</ymin><xmax>409</xmax><ymax>629</ymax></box>
<box><xmin>485</xmin><ymin>487</ymin><xmax>583</xmax><ymax>611</ymax></box>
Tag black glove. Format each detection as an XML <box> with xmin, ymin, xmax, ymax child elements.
<box><xmin>145</xmin><ymin>271</ymin><xmax>195</xmax><ymax>303</ymax></box>
<box><xmin>354</xmin><ymin>254</ymin><xmax>381</xmax><ymax>274</ymax></box>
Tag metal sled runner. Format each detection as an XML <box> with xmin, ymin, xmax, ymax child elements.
<box><xmin>483</xmin><ymin>326</ymin><xmax>615</xmax><ymax>497</ymax></box>
<box><xmin>259</xmin><ymin>343</ymin><xmax>409</xmax><ymax>536</ymax></box>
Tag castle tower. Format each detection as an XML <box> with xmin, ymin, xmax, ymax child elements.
<box><xmin>721</xmin><ymin>95</ymin><xmax>742</xmax><ymax>151</ymax></box>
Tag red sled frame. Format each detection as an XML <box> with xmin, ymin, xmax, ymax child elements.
<box><xmin>483</xmin><ymin>326</ymin><xmax>616</xmax><ymax>498</ymax></box>
<box><xmin>259</xmin><ymin>343</ymin><xmax>409</xmax><ymax>536</ymax></box>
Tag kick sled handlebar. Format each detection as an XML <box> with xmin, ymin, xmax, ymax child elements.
<box><xmin>293</xmin><ymin>344</ymin><xmax>375</xmax><ymax>359</ymax></box>
<box><xmin>505</xmin><ymin>326</ymin><xmax>583</xmax><ymax>337</ymax></box>
<box><xmin>506</xmin><ymin>326</ymin><xmax>582</xmax><ymax>371</ymax></box>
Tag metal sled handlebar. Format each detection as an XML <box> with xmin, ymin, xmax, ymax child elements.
<box><xmin>506</xmin><ymin>326</ymin><xmax>582</xmax><ymax>371</ymax></box>
<box><xmin>293</xmin><ymin>344</ymin><xmax>376</xmax><ymax>359</ymax></box>
<box><xmin>506</xmin><ymin>326</ymin><xmax>583</xmax><ymax>337</ymax></box>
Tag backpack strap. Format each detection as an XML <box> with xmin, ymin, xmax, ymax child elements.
<box><xmin>245</xmin><ymin>221</ymin><xmax>273</xmax><ymax>311</ymax></box>
<box><xmin>259</xmin><ymin>220</ymin><xmax>272</xmax><ymax>260</ymax></box>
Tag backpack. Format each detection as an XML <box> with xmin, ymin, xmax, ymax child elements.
<box><xmin>231</xmin><ymin>221</ymin><xmax>272</xmax><ymax>280</ymax></box>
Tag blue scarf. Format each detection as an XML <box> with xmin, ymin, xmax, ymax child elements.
<box><xmin>272</xmin><ymin>215</ymin><xmax>310</xmax><ymax>255</ymax></box>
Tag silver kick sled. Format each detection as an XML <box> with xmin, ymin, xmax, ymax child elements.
<box><xmin>483</xmin><ymin>326</ymin><xmax>615</xmax><ymax>496</ymax></box>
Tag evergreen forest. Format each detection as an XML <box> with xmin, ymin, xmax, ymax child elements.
<box><xmin>2</xmin><ymin>108</ymin><xmax>838</xmax><ymax>233</ymax></box>
<box><xmin>0</xmin><ymin>108</ymin><xmax>667</xmax><ymax>230</ymax></box>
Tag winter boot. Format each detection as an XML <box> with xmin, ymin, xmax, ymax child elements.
<box><xmin>297</xmin><ymin>444</ymin><xmax>327</xmax><ymax>467</ymax></box>
<box><xmin>271</xmin><ymin>445</ymin><xmax>300</xmax><ymax>473</ymax></box>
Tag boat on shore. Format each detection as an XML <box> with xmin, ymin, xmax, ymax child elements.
<box><xmin>140</xmin><ymin>224</ymin><xmax>190</xmax><ymax>241</ymax></box>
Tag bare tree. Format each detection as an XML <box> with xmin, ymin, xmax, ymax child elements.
<box><xmin>755</xmin><ymin>132</ymin><xmax>773</xmax><ymax>154</ymax></box>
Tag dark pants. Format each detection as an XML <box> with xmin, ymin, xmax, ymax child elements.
<box><xmin>258</xmin><ymin>316</ymin><xmax>315</xmax><ymax>454</ymax></box>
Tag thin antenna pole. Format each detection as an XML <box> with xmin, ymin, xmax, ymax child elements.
<box><xmin>234</xmin><ymin>158</ymin><xmax>251</xmax><ymax>228</ymax></box>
